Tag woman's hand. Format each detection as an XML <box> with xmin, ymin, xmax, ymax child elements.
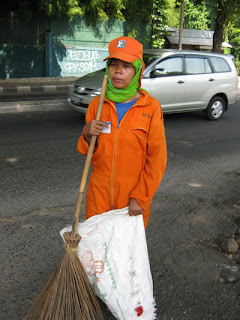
<box><xmin>83</xmin><ymin>120</ymin><xmax>109</xmax><ymax>144</ymax></box>
<box><xmin>128</xmin><ymin>198</ymin><xmax>143</xmax><ymax>216</ymax></box>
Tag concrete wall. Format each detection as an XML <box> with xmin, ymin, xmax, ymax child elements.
<box><xmin>0</xmin><ymin>12</ymin><xmax>151</xmax><ymax>79</ymax></box>
<box><xmin>55</xmin><ymin>46</ymin><xmax>108</xmax><ymax>77</ymax></box>
<box><xmin>0</xmin><ymin>44</ymin><xmax>45</xmax><ymax>78</ymax></box>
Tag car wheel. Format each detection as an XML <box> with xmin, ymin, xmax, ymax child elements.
<box><xmin>207</xmin><ymin>96</ymin><xmax>225</xmax><ymax>120</ymax></box>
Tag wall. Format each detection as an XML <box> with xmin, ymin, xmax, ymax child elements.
<box><xmin>56</xmin><ymin>46</ymin><xmax>108</xmax><ymax>77</ymax></box>
<box><xmin>0</xmin><ymin>44</ymin><xmax>45</xmax><ymax>78</ymax></box>
<box><xmin>0</xmin><ymin>12</ymin><xmax>151</xmax><ymax>79</ymax></box>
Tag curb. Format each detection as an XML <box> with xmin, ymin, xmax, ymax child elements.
<box><xmin>0</xmin><ymin>84</ymin><xmax>71</xmax><ymax>97</ymax></box>
<box><xmin>0</xmin><ymin>77</ymin><xmax>76</xmax><ymax>113</ymax></box>
<box><xmin>0</xmin><ymin>76</ymin><xmax>76</xmax><ymax>97</ymax></box>
<box><xmin>0</xmin><ymin>76</ymin><xmax>239</xmax><ymax>114</ymax></box>
<box><xmin>0</xmin><ymin>99</ymin><xmax>70</xmax><ymax>114</ymax></box>
<box><xmin>0</xmin><ymin>76</ymin><xmax>77</xmax><ymax>86</ymax></box>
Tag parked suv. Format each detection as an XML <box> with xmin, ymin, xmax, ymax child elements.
<box><xmin>68</xmin><ymin>49</ymin><xmax>239</xmax><ymax>120</ymax></box>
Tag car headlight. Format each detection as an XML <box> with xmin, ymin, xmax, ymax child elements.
<box><xmin>76</xmin><ymin>86</ymin><xmax>86</xmax><ymax>93</ymax></box>
<box><xmin>90</xmin><ymin>88</ymin><xmax>102</xmax><ymax>97</ymax></box>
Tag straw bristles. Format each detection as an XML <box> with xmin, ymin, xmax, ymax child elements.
<box><xmin>24</xmin><ymin>233</ymin><xmax>103</xmax><ymax>320</ymax></box>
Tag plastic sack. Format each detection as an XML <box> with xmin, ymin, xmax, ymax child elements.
<box><xmin>60</xmin><ymin>207</ymin><xmax>156</xmax><ymax>320</ymax></box>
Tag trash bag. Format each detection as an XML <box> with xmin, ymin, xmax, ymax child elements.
<box><xmin>60</xmin><ymin>207</ymin><xmax>156</xmax><ymax>320</ymax></box>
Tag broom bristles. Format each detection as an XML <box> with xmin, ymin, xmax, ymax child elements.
<box><xmin>24</xmin><ymin>233</ymin><xmax>103</xmax><ymax>320</ymax></box>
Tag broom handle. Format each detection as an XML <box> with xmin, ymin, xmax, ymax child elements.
<box><xmin>72</xmin><ymin>75</ymin><xmax>108</xmax><ymax>237</ymax></box>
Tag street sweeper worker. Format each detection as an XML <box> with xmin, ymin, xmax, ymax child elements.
<box><xmin>77</xmin><ymin>36</ymin><xmax>167</xmax><ymax>228</ymax></box>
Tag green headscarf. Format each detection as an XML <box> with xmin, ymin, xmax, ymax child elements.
<box><xmin>105</xmin><ymin>58</ymin><xmax>143</xmax><ymax>103</ymax></box>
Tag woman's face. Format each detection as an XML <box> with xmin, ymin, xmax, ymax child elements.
<box><xmin>108</xmin><ymin>59</ymin><xmax>136</xmax><ymax>89</ymax></box>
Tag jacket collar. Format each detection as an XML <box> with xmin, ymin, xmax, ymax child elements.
<box><xmin>104</xmin><ymin>89</ymin><xmax>152</xmax><ymax>108</ymax></box>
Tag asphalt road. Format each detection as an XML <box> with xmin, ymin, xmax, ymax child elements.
<box><xmin>0</xmin><ymin>102</ymin><xmax>240</xmax><ymax>320</ymax></box>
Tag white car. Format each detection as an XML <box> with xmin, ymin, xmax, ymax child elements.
<box><xmin>68</xmin><ymin>49</ymin><xmax>239</xmax><ymax>120</ymax></box>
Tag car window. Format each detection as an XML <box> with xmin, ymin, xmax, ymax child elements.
<box><xmin>153</xmin><ymin>57</ymin><xmax>183</xmax><ymax>76</ymax></box>
<box><xmin>209</xmin><ymin>57</ymin><xmax>231</xmax><ymax>72</ymax></box>
<box><xmin>143</xmin><ymin>54</ymin><xmax>160</xmax><ymax>68</ymax></box>
<box><xmin>185</xmin><ymin>57</ymin><xmax>212</xmax><ymax>74</ymax></box>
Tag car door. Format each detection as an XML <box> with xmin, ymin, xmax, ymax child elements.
<box><xmin>183</xmin><ymin>55</ymin><xmax>214</xmax><ymax>110</ymax></box>
<box><xmin>142</xmin><ymin>56</ymin><xmax>185</xmax><ymax>112</ymax></box>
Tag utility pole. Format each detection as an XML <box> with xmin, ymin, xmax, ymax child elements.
<box><xmin>179</xmin><ymin>0</ymin><xmax>184</xmax><ymax>50</ymax></box>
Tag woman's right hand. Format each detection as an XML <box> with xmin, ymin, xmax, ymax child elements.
<box><xmin>83</xmin><ymin>120</ymin><xmax>109</xmax><ymax>144</ymax></box>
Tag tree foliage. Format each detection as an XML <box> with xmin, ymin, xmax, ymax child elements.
<box><xmin>4</xmin><ymin>0</ymin><xmax>240</xmax><ymax>61</ymax></box>
<box><xmin>228</xmin><ymin>16</ymin><xmax>240</xmax><ymax>73</ymax></box>
<box><xmin>16</xmin><ymin>0</ymin><xmax>126</xmax><ymax>22</ymax></box>
<box><xmin>123</xmin><ymin>0</ymin><xmax>153</xmax><ymax>41</ymax></box>
<box><xmin>192</xmin><ymin>0</ymin><xmax>240</xmax><ymax>52</ymax></box>
<box><xmin>165</xmin><ymin>0</ymin><xmax>180</xmax><ymax>28</ymax></box>
<box><xmin>151</xmin><ymin>0</ymin><xmax>168</xmax><ymax>48</ymax></box>
<box><xmin>211</xmin><ymin>0</ymin><xmax>240</xmax><ymax>52</ymax></box>
<box><xmin>182</xmin><ymin>0</ymin><xmax>209</xmax><ymax>30</ymax></box>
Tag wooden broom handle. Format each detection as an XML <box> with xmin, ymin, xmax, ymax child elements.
<box><xmin>72</xmin><ymin>75</ymin><xmax>108</xmax><ymax>237</ymax></box>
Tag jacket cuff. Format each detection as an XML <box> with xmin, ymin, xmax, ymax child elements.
<box><xmin>77</xmin><ymin>133</ymin><xmax>89</xmax><ymax>155</ymax></box>
<box><xmin>128</xmin><ymin>192</ymin><xmax>150</xmax><ymax>204</ymax></box>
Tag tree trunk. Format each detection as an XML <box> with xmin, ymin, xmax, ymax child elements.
<box><xmin>212</xmin><ymin>0</ymin><xmax>227</xmax><ymax>53</ymax></box>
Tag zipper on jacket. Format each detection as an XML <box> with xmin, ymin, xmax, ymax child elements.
<box><xmin>110</xmin><ymin>123</ymin><xmax>120</xmax><ymax>209</ymax></box>
<box><xmin>109</xmin><ymin>101</ymin><xmax>140</xmax><ymax>209</ymax></box>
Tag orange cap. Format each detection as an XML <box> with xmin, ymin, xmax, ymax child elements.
<box><xmin>103</xmin><ymin>36</ymin><xmax>144</xmax><ymax>64</ymax></box>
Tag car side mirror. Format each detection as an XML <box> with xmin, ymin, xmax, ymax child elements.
<box><xmin>150</xmin><ymin>69</ymin><xmax>167</xmax><ymax>78</ymax></box>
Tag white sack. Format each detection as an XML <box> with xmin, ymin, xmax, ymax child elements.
<box><xmin>60</xmin><ymin>207</ymin><xmax>156</xmax><ymax>320</ymax></box>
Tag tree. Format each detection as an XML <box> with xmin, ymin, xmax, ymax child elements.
<box><xmin>182</xmin><ymin>0</ymin><xmax>209</xmax><ymax>30</ymax></box>
<box><xmin>5</xmin><ymin>0</ymin><xmax>240</xmax><ymax>59</ymax></box>
<box><xmin>165</xmin><ymin>0</ymin><xmax>211</xmax><ymax>30</ymax></box>
<box><xmin>192</xmin><ymin>0</ymin><xmax>240</xmax><ymax>53</ymax></box>
<box><xmin>151</xmin><ymin>0</ymin><xmax>168</xmax><ymax>48</ymax></box>
<box><xmin>211</xmin><ymin>0</ymin><xmax>240</xmax><ymax>52</ymax></box>
<box><xmin>165</xmin><ymin>0</ymin><xmax>180</xmax><ymax>28</ymax></box>
<box><xmin>123</xmin><ymin>0</ymin><xmax>153</xmax><ymax>41</ymax></box>
<box><xmin>15</xmin><ymin>0</ymin><xmax>127</xmax><ymax>22</ymax></box>
<box><xmin>228</xmin><ymin>17</ymin><xmax>240</xmax><ymax>73</ymax></box>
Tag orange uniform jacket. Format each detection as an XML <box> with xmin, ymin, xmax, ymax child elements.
<box><xmin>77</xmin><ymin>89</ymin><xmax>167</xmax><ymax>228</ymax></box>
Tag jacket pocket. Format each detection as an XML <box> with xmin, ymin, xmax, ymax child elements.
<box><xmin>128</xmin><ymin>127</ymin><xmax>148</xmax><ymax>153</ymax></box>
<box><xmin>132</xmin><ymin>127</ymin><xmax>148</xmax><ymax>139</ymax></box>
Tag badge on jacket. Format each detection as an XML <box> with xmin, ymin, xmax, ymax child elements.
<box><xmin>101</xmin><ymin>121</ymin><xmax>111</xmax><ymax>134</ymax></box>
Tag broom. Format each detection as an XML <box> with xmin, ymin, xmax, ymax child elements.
<box><xmin>25</xmin><ymin>75</ymin><xmax>108</xmax><ymax>320</ymax></box>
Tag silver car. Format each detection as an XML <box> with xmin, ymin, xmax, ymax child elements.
<box><xmin>68</xmin><ymin>49</ymin><xmax>239</xmax><ymax>120</ymax></box>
